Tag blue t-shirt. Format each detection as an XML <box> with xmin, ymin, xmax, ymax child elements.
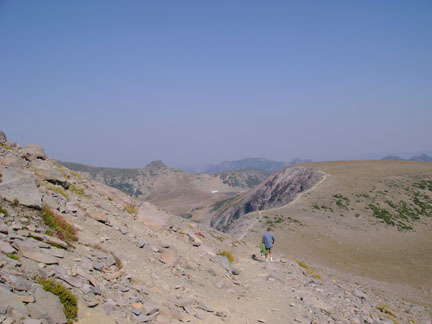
<box><xmin>262</xmin><ymin>232</ymin><xmax>275</xmax><ymax>249</ymax></box>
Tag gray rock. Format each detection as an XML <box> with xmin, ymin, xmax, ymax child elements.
<box><xmin>135</xmin><ymin>314</ymin><xmax>151</xmax><ymax>322</ymax></box>
<box><xmin>0</xmin><ymin>130</ymin><xmax>6</xmax><ymax>143</ymax></box>
<box><xmin>0</xmin><ymin>291</ymin><xmax>28</xmax><ymax>318</ymax></box>
<box><xmin>0</xmin><ymin>167</ymin><xmax>42</xmax><ymax>209</ymax></box>
<box><xmin>33</xmin><ymin>287</ymin><xmax>67</xmax><ymax>324</ymax></box>
<box><xmin>21</xmin><ymin>144</ymin><xmax>47</xmax><ymax>161</ymax></box>
<box><xmin>11</xmin><ymin>277</ymin><xmax>31</xmax><ymax>291</ymax></box>
<box><xmin>215</xmin><ymin>255</ymin><xmax>240</xmax><ymax>275</ymax></box>
<box><xmin>0</xmin><ymin>225</ymin><xmax>9</xmax><ymax>234</ymax></box>
<box><xmin>23</xmin><ymin>319</ymin><xmax>43</xmax><ymax>324</ymax></box>
<box><xmin>159</xmin><ymin>249</ymin><xmax>178</xmax><ymax>267</ymax></box>
<box><xmin>137</xmin><ymin>239</ymin><xmax>147</xmax><ymax>248</ymax></box>
<box><xmin>0</xmin><ymin>241</ymin><xmax>15</xmax><ymax>254</ymax></box>
<box><xmin>92</xmin><ymin>261</ymin><xmax>104</xmax><ymax>271</ymax></box>
<box><xmin>20</xmin><ymin>247</ymin><xmax>59</xmax><ymax>265</ymax></box>
<box><xmin>31</xmin><ymin>160</ymin><xmax>69</xmax><ymax>189</ymax></box>
<box><xmin>106</xmin><ymin>254</ymin><xmax>116</xmax><ymax>267</ymax></box>
<box><xmin>142</xmin><ymin>300</ymin><xmax>160</xmax><ymax>315</ymax></box>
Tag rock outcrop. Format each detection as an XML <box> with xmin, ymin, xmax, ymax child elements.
<box><xmin>211</xmin><ymin>166</ymin><xmax>323</xmax><ymax>232</ymax></box>
<box><xmin>0</xmin><ymin>167</ymin><xmax>42</xmax><ymax>208</ymax></box>
<box><xmin>0</xmin><ymin>130</ymin><xmax>6</xmax><ymax>144</ymax></box>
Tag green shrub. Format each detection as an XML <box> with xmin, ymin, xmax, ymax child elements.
<box><xmin>123</xmin><ymin>204</ymin><xmax>137</xmax><ymax>215</ymax></box>
<box><xmin>38</xmin><ymin>277</ymin><xmax>77</xmax><ymax>323</ymax></box>
<box><xmin>6</xmin><ymin>253</ymin><xmax>19</xmax><ymax>261</ymax></box>
<box><xmin>218</xmin><ymin>251</ymin><xmax>234</xmax><ymax>263</ymax></box>
<box><xmin>12</xmin><ymin>198</ymin><xmax>19</xmax><ymax>206</ymax></box>
<box><xmin>69</xmin><ymin>184</ymin><xmax>85</xmax><ymax>196</ymax></box>
<box><xmin>47</xmin><ymin>186</ymin><xmax>69</xmax><ymax>200</ymax></box>
<box><xmin>42</xmin><ymin>206</ymin><xmax>77</xmax><ymax>242</ymax></box>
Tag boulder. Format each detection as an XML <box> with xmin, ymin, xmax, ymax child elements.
<box><xmin>0</xmin><ymin>167</ymin><xmax>42</xmax><ymax>208</ymax></box>
<box><xmin>20</xmin><ymin>144</ymin><xmax>47</xmax><ymax>161</ymax></box>
<box><xmin>215</xmin><ymin>255</ymin><xmax>240</xmax><ymax>275</ymax></box>
<box><xmin>20</xmin><ymin>247</ymin><xmax>59</xmax><ymax>265</ymax></box>
<box><xmin>0</xmin><ymin>240</ymin><xmax>15</xmax><ymax>254</ymax></box>
<box><xmin>159</xmin><ymin>249</ymin><xmax>178</xmax><ymax>267</ymax></box>
<box><xmin>87</xmin><ymin>211</ymin><xmax>108</xmax><ymax>223</ymax></box>
<box><xmin>31</xmin><ymin>160</ymin><xmax>69</xmax><ymax>189</ymax></box>
<box><xmin>0</xmin><ymin>130</ymin><xmax>6</xmax><ymax>144</ymax></box>
<box><xmin>136</xmin><ymin>201</ymin><xmax>172</xmax><ymax>229</ymax></box>
<box><xmin>33</xmin><ymin>287</ymin><xmax>67</xmax><ymax>324</ymax></box>
<box><xmin>0</xmin><ymin>290</ymin><xmax>28</xmax><ymax>319</ymax></box>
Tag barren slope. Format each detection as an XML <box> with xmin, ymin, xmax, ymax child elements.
<box><xmin>238</xmin><ymin>160</ymin><xmax>432</xmax><ymax>290</ymax></box>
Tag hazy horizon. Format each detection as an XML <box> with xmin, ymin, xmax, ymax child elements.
<box><xmin>1</xmin><ymin>1</ymin><xmax>431</xmax><ymax>168</ymax></box>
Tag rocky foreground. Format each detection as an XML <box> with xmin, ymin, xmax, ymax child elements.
<box><xmin>0</xmin><ymin>130</ymin><xmax>431</xmax><ymax>324</ymax></box>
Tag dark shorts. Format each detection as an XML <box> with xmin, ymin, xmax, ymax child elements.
<box><xmin>265</xmin><ymin>248</ymin><xmax>272</xmax><ymax>255</ymax></box>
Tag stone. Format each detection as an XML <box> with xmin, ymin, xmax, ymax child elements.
<box><xmin>12</xmin><ymin>277</ymin><xmax>31</xmax><ymax>291</ymax></box>
<box><xmin>20</xmin><ymin>247</ymin><xmax>59</xmax><ymax>265</ymax></box>
<box><xmin>19</xmin><ymin>295</ymin><xmax>35</xmax><ymax>303</ymax></box>
<box><xmin>0</xmin><ymin>240</ymin><xmax>15</xmax><ymax>254</ymax></box>
<box><xmin>29</xmin><ymin>232</ymin><xmax>68</xmax><ymax>249</ymax></box>
<box><xmin>215</xmin><ymin>255</ymin><xmax>240</xmax><ymax>275</ymax></box>
<box><xmin>137</xmin><ymin>239</ymin><xmax>147</xmax><ymax>248</ymax></box>
<box><xmin>31</xmin><ymin>159</ymin><xmax>69</xmax><ymax>189</ymax></box>
<box><xmin>21</xmin><ymin>144</ymin><xmax>47</xmax><ymax>161</ymax></box>
<box><xmin>0</xmin><ymin>225</ymin><xmax>9</xmax><ymax>234</ymax></box>
<box><xmin>0</xmin><ymin>130</ymin><xmax>6</xmax><ymax>143</ymax></box>
<box><xmin>106</xmin><ymin>254</ymin><xmax>116</xmax><ymax>266</ymax></box>
<box><xmin>142</xmin><ymin>300</ymin><xmax>160</xmax><ymax>315</ymax></box>
<box><xmin>135</xmin><ymin>314</ymin><xmax>151</xmax><ymax>322</ymax></box>
<box><xmin>353</xmin><ymin>289</ymin><xmax>368</xmax><ymax>300</ymax></box>
<box><xmin>93</xmin><ymin>261</ymin><xmax>104</xmax><ymax>271</ymax></box>
<box><xmin>136</xmin><ymin>201</ymin><xmax>172</xmax><ymax>229</ymax></box>
<box><xmin>56</xmin><ymin>273</ymin><xmax>84</xmax><ymax>288</ymax></box>
<box><xmin>87</xmin><ymin>211</ymin><xmax>108</xmax><ymax>223</ymax></box>
<box><xmin>0</xmin><ymin>291</ymin><xmax>28</xmax><ymax>318</ymax></box>
<box><xmin>197</xmin><ymin>302</ymin><xmax>214</xmax><ymax>312</ymax></box>
<box><xmin>22</xmin><ymin>320</ymin><xmax>42</xmax><ymax>324</ymax></box>
<box><xmin>0</xmin><ymin>167</ymin><xmax>42</xmax><ymax>208</ymax></box>
<box><xmin>160</xmin><ymin>249</ymin><xmax>178</xmax><ymax>267</ymax></box>
<box><xmin>33</xmin><ymin>287</ymin><xmax>67</xmax><ymax>324</ymax></box>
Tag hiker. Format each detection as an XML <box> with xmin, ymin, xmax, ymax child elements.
<box><xmin>262</xmin><ymin>227</ymin><xmax>275</xmax><ymax>262</ymax></box>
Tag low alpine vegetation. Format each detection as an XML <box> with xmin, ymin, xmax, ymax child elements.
<box><xmin>218</xmin><ymin>251</ymin><xmax>234</xmax><ymax>263</ymax></box>
<box><xmin>42</xmin><ymin>206</ymin><xmax>77</xmax><ymax>242</ymax></box>
<box><xmin>38</xmin><ymin>277</ymin><xmax>77</xmax><ymax>324</ymax></box>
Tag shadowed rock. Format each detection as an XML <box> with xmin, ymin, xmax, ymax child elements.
<box><xmin>21</xmin><ymin>144</ymin><xmax>47</xmax><ymax>161</ymax></box>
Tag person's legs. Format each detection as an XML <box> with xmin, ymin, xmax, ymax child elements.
<box><xmin>265</xmin><ymin>248</ymin><xmax>270</xmax><ymax>262</ymax></box>
<box><xmin>269</xmin><ymin>248</ymin><xmax>273</xmax><ymax>262</ymax></box>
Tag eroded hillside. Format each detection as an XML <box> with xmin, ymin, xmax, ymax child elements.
<box><xmin>59</xmin><ymin>161</ymin><xmax>269</xmax><ymax>221</ymax></box>
<box><xmin>210</xmin><ymin>166</ymin><xmax>323</xmax><ymax>232</ymax></box>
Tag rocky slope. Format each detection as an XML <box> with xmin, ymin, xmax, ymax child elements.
<box><xmin>210</xmin><ymin>167</ymin><xmax>323</xmax><ymax>232</ymax></box>
<box><xmin>0</xmin><ymin>132</ymin><xmax>431</xmax><ymax>324</ymax></box>
<box><xmin>58</xmin><ymin>161</ymin><xmax>270</xmax><ymax>221</ymax></box>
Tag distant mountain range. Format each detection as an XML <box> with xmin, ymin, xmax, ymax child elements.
<box><xmin>192</xmin><ymin>157</ymin><xmax>312</xmax><ymax>174</ymax></box>
<box><xmin>382</xmin><ymin>153</ymin><xmax>432</xmax><ymax>162</ymax></box>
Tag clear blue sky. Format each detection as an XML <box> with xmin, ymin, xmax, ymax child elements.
<box><xmin>1</xmin><ymin>1</ymin><xmax>431</xmax><ymax>168</ymax></box>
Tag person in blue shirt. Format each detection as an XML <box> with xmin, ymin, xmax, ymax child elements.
<box><xmin>262</xmin><ymin>227</ymin><xmax>275</xmax><ymax>262</ymax></box>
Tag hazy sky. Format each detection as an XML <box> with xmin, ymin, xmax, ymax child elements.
<box><xmin>1</xmin><ymin>1</ymin><xmax>431</xmax><ymax>168</ymax></box>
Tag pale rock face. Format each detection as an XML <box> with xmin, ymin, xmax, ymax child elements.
<box><xmin>136</xmin><ymin>201</ymin><xmax>172</xmax><ymax>229</ymax></box>
<box><xmin>31</xmin><ymin>159</ymin><xmax>69</xmax><ymax>189</ymax></box>
<box><xmin>0</xmin><ymin>167</ymin><xmax>42</xmax><ymax>208</ymax></box>
<box><xmin>0</xmin><ymin>130</ymin><xmax>6</xmax><ymax>143</ymax></box>
<box><xmin>20</xmin><ymin>144</ymin><xmax>47</xmax><ymax>161</ymax></box>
